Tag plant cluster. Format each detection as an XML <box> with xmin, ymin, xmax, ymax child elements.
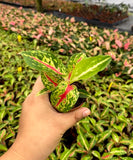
<box><xmin>42</xmin><ymin>1</ymin><xmax>129</xmax><ymax>24</ymax></box>
<box><xmin>0</xmin><ymin>4</ymin><xmax>133</xmax><ymax>159</ymax></box>
<box><xmin>0</xmin><ymin>0</ymin><xmax>129</xmax><ymax>23</ymax></box>
<box><xmin>0</xmin><ymin>4</ymin><xmax>132</xmax><ymax>79</ymax></box>
<box><xmin>0</xmin><ymin>0</ymin><xmax>35</xmax><ymax>7</ymax></box>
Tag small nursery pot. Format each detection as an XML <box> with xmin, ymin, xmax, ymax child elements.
<box><xmin>49</xmin><ymin>81</ymin><xmax>87</xmax><ymax>113</ymax></box>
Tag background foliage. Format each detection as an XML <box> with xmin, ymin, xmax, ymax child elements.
<box><xmin>0</xmin><ymin>3</ymin><xmax>133</xmax><ymax>159</ymax></box>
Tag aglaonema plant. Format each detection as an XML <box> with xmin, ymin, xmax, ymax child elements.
<box><xmin>21</xmin><ymin>50</ymin><xmax>111</xmax><ymax>112</ymax></box>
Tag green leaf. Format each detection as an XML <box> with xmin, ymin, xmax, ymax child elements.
<box><xmin>37</xmin><ymin>87</ymin><xmax>50</xmax><ymax>96</ymax></box>
<box><xmin>0</xmin><ymin>109</ymin><xmax>6</xmax><ymax>122</ymax></box>
<box><xmin>0</xmin><ymin>144</ymin><xmax>7</xmax><ymax>151</ymax></box>
<box><xmin>60</xmin><ymin>144</ymin><xmax>76</xmax><ymax>160</ymax></box>
<box><xmin>78</xmin><ymin>89</ymin><xmax>90</xmax><ymax>98</ymax></box>
<box><xmin>21</xmin><ymin>50</ymin><xmax>67</xmax><ymax>75</ymax></box>
<box><xmin>112</xmin><ymin>132</ymin><xmax>119</xmax><ymax>143</ymax></box>
<box><xmin>81</xmin><ymin>155</ymin><xmax>92</xmax><ymax>160</ymax></box>
<box><xmin>70</xmin><ymin>55</ymin><xmax>111</xmax><ymax>83</ymax></box>
<box><xmin>40</xmin><ymin>72</ymin><xmax>63</xmax><ymax>93</ymax></box>
<box><xmin>6</xmin><ymin>132</ymin><xmax>15</xmax><ymax>140</ymax></box>
<box><xmin>107</xmin><ymin>141</ymin><xmax>115</xmax><ymax>152</ymax></box>
<box><xmin>56</xmin><ymin>143</ymin><xmax>63</xmax><ymax>158</ymax></box>
<box><xmin>92</xmin><ymin>150</ymin><xmax>101</xmax><ymax>159</ymax></box>
<box><xmin>98</xmin><ymin>129</ymin><xmax>112</xmax><ymax>143</ymax></box>
<box><xmin>117</xmin><ymin>115</ymin><xmax>130</xmax><ymax>124</ymax></box>
<box><xmin>129</xmin><ymin>142</ymin><xmax>133</xmax><ymax>149</ymax></box>
<box><xmin>81</xmin><ymin>121</ymin><xmax>91</xmax><ymax>133</ymax></box>
<box><xmin>95</xmin><ymin>124</ymin><xmax>104</xmax><ymax>133</ymax></box>
<box><xmin>67</xmin><ymin>53</ymin><xmax>86</xmax><ymax>73</ymax></box>
<box><xmin>88</xmin><ymin>117</ymin><xmax>96</xmax><ymax>126</ymax></box>
<box><xmin>49</xmin><ymin>152</ymin><xmax>57</xmax><ymax>160</ymax></box>
<box><xmin>78</xmin><ymin>127</ymin><xmax>90</xmax><ymax>151</ymax></box>
<box><xmin>0</xmin><ymin>129</ymin><xmax>6</xmax><ymax>140</ymax></box>
<box><xmin>121</xmin><ymin>158</ymin><xmax>133</xmax><ymax>160</ymax></box>
<box><xmin>120</xmin><ymin>139</ymin><xmax>132</xmax><ymax>145</ymax></box>
<box><xmin>101</xmin><ymin>107</ymin><xmax>109</xmax><ymax>118</ymax></box>
<box><xmin>0</xmin><ymin>123</ymin><xmax>8</xmax><ymax>130</ymax></box>
<box><xmin>110</xmin><ymin>147</ymin><xmax>127</xmax><ymax>156</ymax></box>
<box><xmin>112</xmin><ymin>123</ymin><xmax>126</xmax><ymax>133</ymax></box>
<box><xmin>88</xmin><ymin>136</ymin><xmax>97</xmax><ymax>151</ymax></box>
<box><xmin>101</xmin><ymin>152</ymin><xmax>113</xmax><ymax>159</ymax></box>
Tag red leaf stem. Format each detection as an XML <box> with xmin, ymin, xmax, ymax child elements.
<box><xmin>45</xmin><ymin>73</ymin><xmax>58</xmax><ymax>87</ymax></box>
<box><xmin>56</xmin><ymin>84</ymin><xmax>73</xmax><ymax>107</ymax></box>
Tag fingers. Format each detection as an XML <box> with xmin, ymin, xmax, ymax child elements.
<box><xmin>59</xmin><ymin>107</ymin><xmax>91</xmax><ymax>131</ymax></box>
<box><xmin>32</xmin><ymin>76</ymin><xmax>44</xmax><ymax>94</ymax></box>
<box><xmin>30</xmin><ymin>76</ymin><xmax>49</xmax><ymax>101</ymax></box>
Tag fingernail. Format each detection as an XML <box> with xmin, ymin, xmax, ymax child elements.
<box><xmin>83</xmin><ymin>109</ymin><xmax>90</xmax><ymax>117</ymax></box>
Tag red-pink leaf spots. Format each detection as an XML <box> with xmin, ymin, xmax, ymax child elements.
<box><xmin>31</xmin><ymin>56</ymin><xmax>63</xmax><ymax>75</ymax></box>
<box><xmin>56</xmin><ymin>84</ymin><xmax>74</xmax><ymax>107</ymax></box>
<box><xmin>115</xmin><ymin>40</ymin><xmax>122</xmax><ymax>48</ymax></box>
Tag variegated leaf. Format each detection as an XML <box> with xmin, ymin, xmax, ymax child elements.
<box><xmin>40</xmin><ymin>72</ymin><xmax>63</xmax><ymax>94</ymax></box>
<box><xmin>112</xmin><ymin>132</ymin><xmax>119</xmax><ymax>143</ymax></box>
<box><xmin>101</xmin><ymin>107</ymin><xmax>109</xmax><ymax>118</ymax></box>
<box><xmin>81</xmin><ymin>155</ymin><xmax>92</xmax><ymax>160</ymax></box>
<box><xmin>98</xmin><ymin>129</ymin><xmax>112</xmax><ymax>143</ymax></box>
<box><xmin>88</xmin><ymin>136</ymin><xmax>98</xmax><ymax>151</ymax></box>
<box><xmin>120</xmin><ymin>139</ymin><xmax>131</xmax><ymax>145</ymax></box>
<box><xmin>107</xmin><ymin>141</ymin><xmax>115</xmax><ymax>152</ymax></box>
<box><xmin>21</xmin><ymin>50</ymin><xmax>67</xmax><ymax>76</ymax></box>
<box><xmin>110</xmin><ymin>147</ymin><xmax>127</xmax><ymax>156</ymax></box>
<box><xmin>56</xmin><ymin>143</ymin><xmax>63</xmax><ymax>158</ymax></box>
<box><xmin>88</xmin><ymin>117</ymin><xmax>96</xmax><ymax>126</ymax></box>
<box><xmin>82</xmin><ymin>122</ymin><xmax>91</xmax><ymax>133</ymax></box>
<box><xmin>101</xmin><ymin>152</ymin><xmax>113</xmax><ymax>159</ymax></box>
<box><xmin>0</xmin><ymin>129</ymin><xmax>6</xmax><ymax>140</ymax></box>
<box><xmin>50</xmin><ymin>82</ymin><xmax>79</xmax><ymax>112</ymax></box>
<box><xmin>78</xmin><ymin>127</ymin><xmax>90</xmax><ymax>151</ymax></box>
<box><xmin>37</xmin><ymin>87</ymin><xmax>50</xmax><ymax>96</ymax></box>
<box><xmin>95</xmin><ymin>124</ymin><xmax>104</xmax><ymax>133</ymax></box>
<box><xmin>92</xmin><ymin>150</ymin><xmax>101</xmax><ymax>159</ymax></box>
<box><xmin>0</xmin><ymin>109</ymin><xmax>6</xmax><ymax>122</ymax></box>
<box><xmin>49</xmin><ymin>152</ymin><xmax>57</xmax><ymax>160</ymax></box>
<box><xmin>70</xmin><ymin>55</ymin><xmax>111</xmax><ymax>83</ymax></box>
<box><xmin>67</xmin><ymin>53</ymin><xmax>86</xmax><ymax>79</ymax></box>
<box><xmin>60</xmin><ymin>144</ymin><xmax>76</xmax><ymax>160</ymax></box>
<box><xmin>129</xmin><ymin>142</ymin><xmax>133</xmax><ymax>149</ymax></box>
<box><xmin>86</xmin><ymin>132</ymin><xmax>95</xmax><ymax>139</ymax></box>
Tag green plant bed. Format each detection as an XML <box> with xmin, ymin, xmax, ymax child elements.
<box><xmin>0</xmin><ymin>3</ymin><xmax>132</xmax><ymax>79</ymax></box>
<box><xmin>0</xmin><ymin>29</ymin><xmax>133</xmax><ymax>159</ymax></box>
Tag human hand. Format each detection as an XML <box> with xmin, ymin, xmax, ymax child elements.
<box><xmin>1</xmin><ymin>77</ymin><xmax>90</xmax><ymax>160</ymax></box>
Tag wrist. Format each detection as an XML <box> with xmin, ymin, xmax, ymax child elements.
<box><xmin>0</xmin><ymin>144</ymin><xmax>25</xmax><ymax>160</ymax></box>
<box><xmin>7</xmin><ymin>130</ymin><xmax>61</xmax><ymax>160</ymax></box>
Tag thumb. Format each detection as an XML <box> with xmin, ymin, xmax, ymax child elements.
<box><xmin>60</xmin><ymin>107</ymin><xmax>91</xmax><ymax>131</ymax></box>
